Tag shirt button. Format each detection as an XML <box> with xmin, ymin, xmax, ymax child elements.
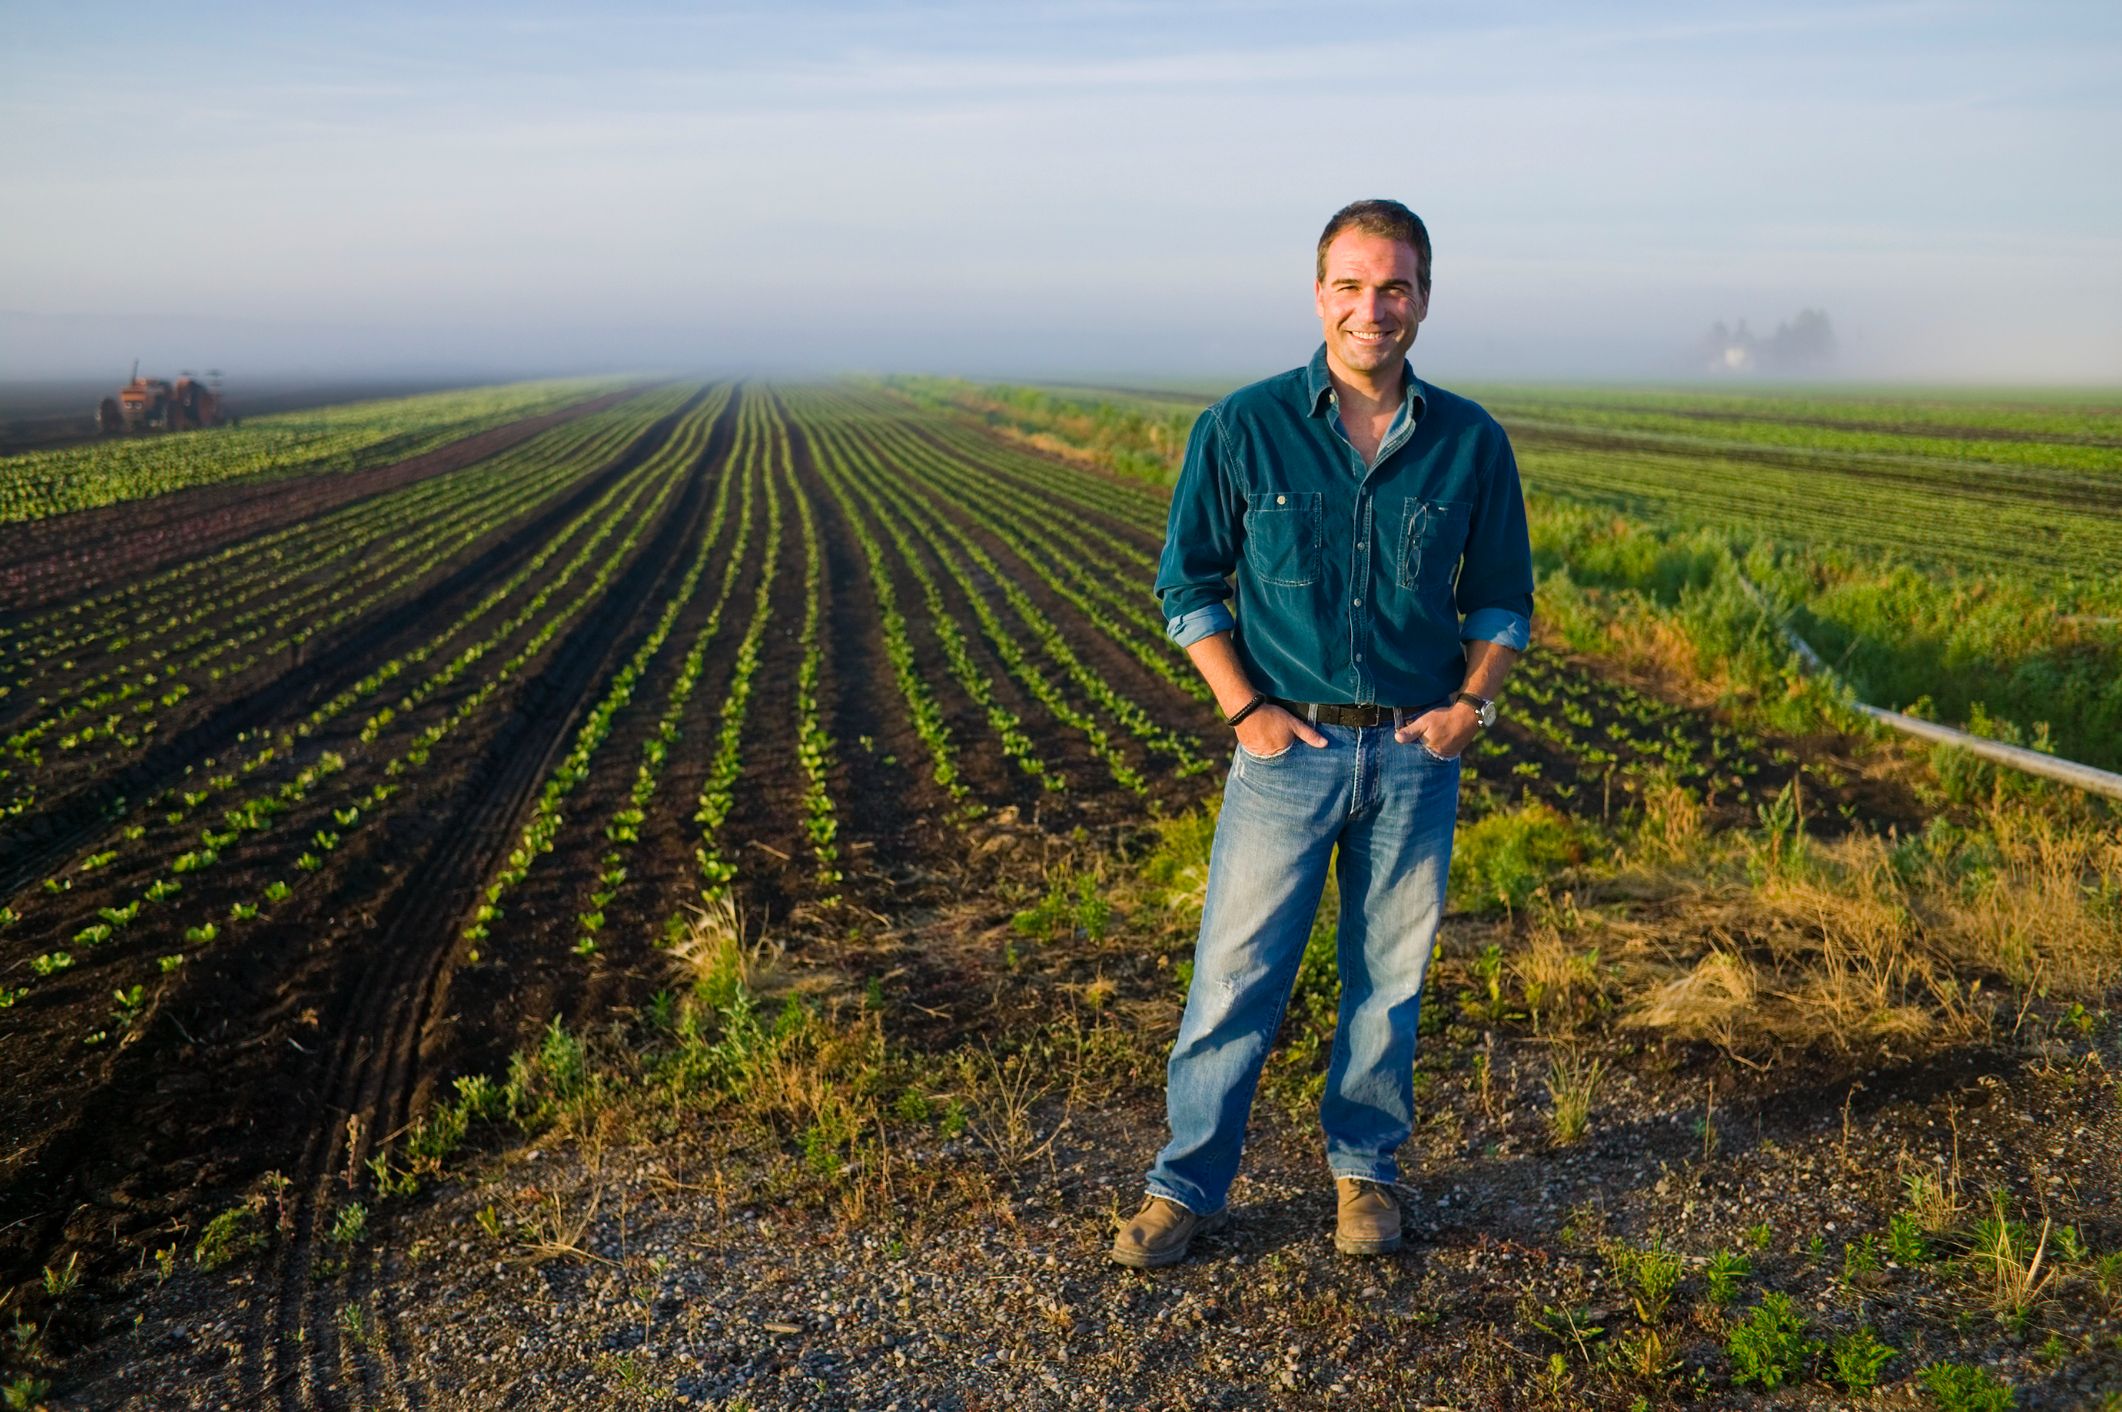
<box><xmin>1355</xmin><ymin>653</ymin><xmax>1364</xmax><ymax>662</ymax></box>
<box><xmin>1276</xmin><ymin>495</ymin><xmax>1286</xmax><ymax>505</ymax></box>
<box><xmin>1352</xmin><ymin>598</ymin><xmax>1362</xmax><ymax>607</ymax></box>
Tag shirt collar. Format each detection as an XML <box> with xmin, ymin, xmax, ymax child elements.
<box><xmin>1304</xmin><ymin>341</ymin><xmax>1426</xmax><ymax>422</ymax></box>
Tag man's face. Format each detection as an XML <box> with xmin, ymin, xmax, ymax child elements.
<box><xmin>1314</xmin><ymin>230</ymin><xmax>1427</xmax><ymax>380</ymax></box>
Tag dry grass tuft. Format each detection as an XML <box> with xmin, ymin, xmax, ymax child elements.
<box><xmin>1629</xmin><ymin>770</ymin><xmax>1707</xmax><ymax>866</ymax></box>
<box><xmin>1595</xmin><ymin>612</ymin><xmax>1725</xmax><ymax>707</ymax></box>
<box><xmin>1619</xmin><ymin>831</ymin><xmax>1992</xmax><ymax>1060</ymax></box>
<box><xmin>1928</xmin><ymin>806</ymin><xmax>2122</xmax><ymax>998</ymax></box>
<box><xmin>1544</xmin><ymin>1050</ymin><xmax>1605</xmax><ymax>1145</ymax></box>
<box><xmin>1623</xmin><ymin>948</ymin><xmax>1757</xmax><ymax>1052</ymax></box>
<box><xmin>666</xmin><ymin>895</ymin><xmax>790</xmax><ymax>1001</ymax></box>
<box><xmin>1512</xmin><ymin>921</ymin><xmax>1606</xmax><ymax>1036</ymax></box>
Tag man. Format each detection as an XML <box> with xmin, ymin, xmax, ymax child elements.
<box><xmin>1112</xmin><ymin>199</ymin><xmax>1534</xmax><ymax>1268</ymax></box>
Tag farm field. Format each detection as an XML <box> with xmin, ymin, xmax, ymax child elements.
<box><xmin>908</xmin><ymin>376</ymin><xmax>2122</xmax><ymax>772</ymax></box>
<box><xmin>2</xmin><ymin>377</ymin><xmax>2118</xmax><ymax>1410</ymax></box>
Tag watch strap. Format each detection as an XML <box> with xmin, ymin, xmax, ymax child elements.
<box><xmin>1451</xmin><ymin>690</ymin><xmax>1496</xmax><ymax>727</ymax></box>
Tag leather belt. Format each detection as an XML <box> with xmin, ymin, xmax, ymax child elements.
<box><xmin>1268</xmin><ymin>697</ymin><xmax>1401</xmax><ymax>728</ymax></box>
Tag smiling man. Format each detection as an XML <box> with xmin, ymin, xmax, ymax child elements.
<box><xmin>1113</xmin><ymin>199</ymin><xmax>1535</xmax><ymax>1268</ymax></box>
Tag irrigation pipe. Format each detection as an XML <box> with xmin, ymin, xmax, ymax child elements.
<box><xmin>1729</xmin><ymin>567</ymin><xmax>2122</xmax><ymax>804</ymax></box>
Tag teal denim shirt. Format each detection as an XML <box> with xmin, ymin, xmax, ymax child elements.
<box><xmin>1154</xmin><ymin>344</ymin><xmax>1535</xmax><ymax>709</ymax></box>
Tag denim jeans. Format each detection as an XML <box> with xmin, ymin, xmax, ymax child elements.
<box><xmin>1146</xmin><ymin>721</ymin><xmax>1461</xmax><ymax>1214</ymax></box>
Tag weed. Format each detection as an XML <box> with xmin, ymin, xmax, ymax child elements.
<box><xmin>2092</xmin><ymin>1251</ymin><xmax>2122</xmax><ymax>1309</ymax></box>
<box><xmin>1748</xmin><ymin>775</ymin><xmax>1810</xmax><ymax>881</ymax></box>
<box><xmin>1530</xmin><ymin>1303</ymin><xmax>1606</xmax><ymax>1364</ymax></box>
<box><xmin>1889</xmin><ymin>1208</ymin><xmax>1932</xmax><ymax>1263</ymax></box>
<box><xmin>1906</xmin><ymin>1165</ymin><xmax>1966</xmax><ymax>1235</ymax></box>
<box><xmin>1012</xmin><ymin>869</ymin><xmax>1112</xmax><ymax>943</ymax></box>
<box><xmin>329</xmin><ymin>1202</ymin><xmax>369</xmax><ymax>1247</ymax></box>
<box><xmin>1827</xmin><ymin>1324</ymin><xmax>1896</xmax><ymax>1394</ymax></box>
<box><xmin>1726</xmin><ymin>1292</ymin><xmax>1816</xmax><ymax>1390</ymax></box>
<box><xmin>1966</xmin><ymin>1190</ymin><xmax>2055</xmax><ymax>1327</ymax></box>
<box><xmin>1843</xmin><ymin>1233</ymin><xmax>1883</xmax><ymax>1286</ymax></box>
<box><xmin>195</xmin><ymin>1200</ymin><xmax>266</xmax><ymax>1270</ymax></box>
<box><xmin>1609</xmin><ymin>1237</ymin><xmax>1685</xmax><ymax>1325</ymax></box>
<box><xmin>1461</xmin><ymin>943</ymin><xmax>1518</xmax><ymax>1024</ymax></box>
<box><xmin>3</xmin><ymin>1378</ymin><xmax>51</xmax><ymax>1411</ymax></box>
<box><xmin>1919</xmin><ymin>1361</ymin><xmax>2015</xmax><ymax>1411</ymax></box>
<box><xmin>1544</xmin><ymin>1050</ymin><xmax>1603</xmax><ymax>1145</ymax></box>
<box><xmin>954</xmin><ymin>1043</ymin><xmax>1064</xmax><ymax>1168</ymax></box>
<box><xmin>1703</xmin><ymin>1249</ymin><xmax>1751</xmax><ymax>1305</ymax></box>
<box><xmin>1607</xmin><ymin>1326</ymin><xmax>1680</xmax><ymax>1385</ymax></box>
<box><xmin>939</xmin><ymin>1098</ymin><xmax>968</xmax><ymax>1138</ymax></box>
<box><xmin>1448</xmin><ymin>802</ymin><xmax>1581</xmax><ymax>916</ymax></box>
<box><xmin>40</xmin><ymin>1253</ymin><xmax>79</xmax><ymax>1303</ymax></box>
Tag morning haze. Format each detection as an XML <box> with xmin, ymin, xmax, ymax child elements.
<box><xmin>4</xmin><ymin>0</ymin><xmax>2118</xmax><ymax>386</ymax></box>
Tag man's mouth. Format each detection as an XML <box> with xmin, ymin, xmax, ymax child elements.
<box><xmin>1345</xmin><ymin>328</ymin><xmax>1393</xmax><ymax>346</ymax></box>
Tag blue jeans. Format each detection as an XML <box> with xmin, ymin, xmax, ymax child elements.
<box><xmin>1146</xmin><ymin>721</ymin><xmax>1461</xmax><ymax>1214</ymax></box>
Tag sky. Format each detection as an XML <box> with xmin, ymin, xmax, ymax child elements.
<box><xmin>4</xmin><ymin>1</ymin><xmax>2120</xmax><ymax>385</ymax></box>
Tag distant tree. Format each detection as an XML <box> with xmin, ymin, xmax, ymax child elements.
<box><xmin>1698</xmin><ymin>310</ymin><xmax>1834</xmax><ymax>375</ymax></box>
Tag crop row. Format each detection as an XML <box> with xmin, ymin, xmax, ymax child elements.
<box><xmin>837</xmin><ymin>393</ymin><xmax>1211</xmax><ymax>706</ymax></box>
<box><xmin>775</xmin><ymin>403</ymin><xmax>845</xmax><ymax>889</ymax></box>
<box><xmin>0</xmin><ymin>396</ymin><xmax>692</xmax><ymax>814</ymax></box>
<box><xmin>0</xmin><ymin>386</ymin><xmax>687</xmax><ymax>687</ymax></box>
<box><xmin>0</xmin><ymin>377</ymin><xmax>622</xmax><ymax>526</ymax></box>
<box><xmin>470</xmin><ymin>392</ymin><xmax>752</xmax><ymax>958</ymax></box>
<box><xmin>686</xmin><ymin>395</ymin><xmax>787</xmax><ymax>907</ymax></box>
<box><xmin>1512</xmin><ymin>442</ymin><xmax>2121</xmax><ymax>584</ymax></box>
<box><xmin>1</xmin><ymin>391</ymin><xmax>727</xmax><ymax>1028</ymax></box>
<box><xmin>800</xmin><ymin>399</ymin><xmax>1162</xmax><ymax>796</ymax></box>
<box><xmin>580</xmin><ymin>404</ymin><xmax>765</xmax><ymax>952</ymax></box>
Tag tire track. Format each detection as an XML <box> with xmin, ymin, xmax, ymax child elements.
<box><xmin>245</xmin><ymin>390</ymin><xmax>737</xmax><ymax>1409</ymax></box>
<box><xmin>0</xmin><ymin>396</ymin><xmax>696</xmax><ymax>902</ymax></box>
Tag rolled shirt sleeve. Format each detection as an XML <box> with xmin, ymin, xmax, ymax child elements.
<box><xmin>1167</xmin><ymin>601</ymin><xmax>1236</xmax><ymax>649</ymax></box>
<box><xmin>1154</xmin><ymin>405</ymin><xmax>1243</xmax><ymax>644</ymax></box>
<box><xmin>1453</xmin><ymin>431</ymin><xmax>1536</xmax><ymax>650</ymax></box>
<box><xmin>1459</xmin><ymin>606</ymin><xmax>1531</xmax><ymax>650</ymax></box>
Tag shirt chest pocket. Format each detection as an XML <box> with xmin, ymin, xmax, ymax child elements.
<box><xmin>1244</xmin><ymin>491</ymin><xmax>1323</xmax><ymax>588</ymax></box>
<box><xmin>1396</xmin><ymin>498</ymin><xmax>1472</xmax><ymax>590</ymax></box>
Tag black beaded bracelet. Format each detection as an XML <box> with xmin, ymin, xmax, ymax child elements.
<box><xmin>1225</xmin><ymin>692</ymin><xmax>1268</xmax><ymax>727</ymax></box>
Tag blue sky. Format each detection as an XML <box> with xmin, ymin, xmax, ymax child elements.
<box><xmin>4</xmin><ymin>1</ymin><xmax>2118</xmax><ymax>383</ymax></box>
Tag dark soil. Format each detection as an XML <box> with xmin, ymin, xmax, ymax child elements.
<box><xmin>0</xmin><ymin>387</ymin><xmax>644</xmax><ymax>610</ymax></box>
<box><xmin>3</xmin><ymin>394</ymin><xmax>2107</xmax><ymax>1411</ymax></box>
<box><xmin>41</xmin><ymin>896</ymin><xmax>2122</xmax><ymax>1411</ymax></box>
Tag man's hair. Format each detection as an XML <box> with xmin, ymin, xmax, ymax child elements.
<box><xmin>1316</xmin><ymin>199</ymin><xmax>1431</xmax><ymax>296</ymax></box>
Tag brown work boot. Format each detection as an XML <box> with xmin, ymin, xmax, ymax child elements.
<box><xmin>1109</xmin><ymin>1195</ymin><xmax>1229</xmax><ymax>1269</ymax></box>
<box><xmin>1334</xmin><ymin>1177</ymin><xmax>1403</xmax><ymax>1255</ymax></box>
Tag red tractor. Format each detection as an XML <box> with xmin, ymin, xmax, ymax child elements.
<box><xmin>97</xmin><ymin>362</ymin><xmax>223</xmax><ymax>433</ymax></box>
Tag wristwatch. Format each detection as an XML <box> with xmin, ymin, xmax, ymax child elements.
<box><xmin>1451</xmin><ymin>691</ymin><xmax>1497</xmax><ymax>729</ymax></box>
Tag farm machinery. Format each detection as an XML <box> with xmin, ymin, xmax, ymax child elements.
<box><xmin>97</xmin><ymin>361</ymin><xmax>224</xmax><ymax>433</ymax></box>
